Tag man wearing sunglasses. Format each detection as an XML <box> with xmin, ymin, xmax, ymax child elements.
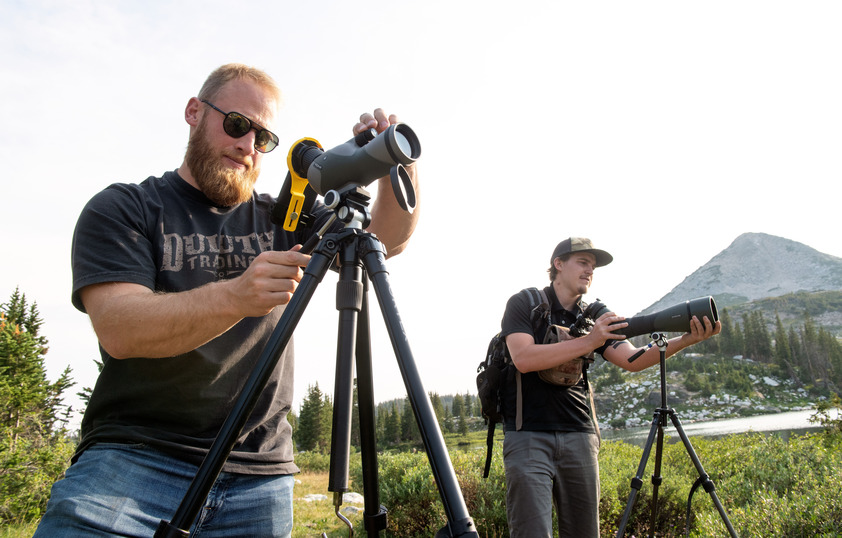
<box><xmin>34</xmin><ymin>63</ymin><xmax>420</xmax><ymax>537</ymax></box>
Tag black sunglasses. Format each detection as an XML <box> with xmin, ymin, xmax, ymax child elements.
<box><xmin>200</xmin><ymin>99</ymin><xmax>279</xmax><ymax>153</ymax></box>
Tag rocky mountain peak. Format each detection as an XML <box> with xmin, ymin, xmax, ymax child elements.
<box><xmin>641</xmin><ymin>232</ymin><xmax>842</xmax><ymax>314</ymax></box>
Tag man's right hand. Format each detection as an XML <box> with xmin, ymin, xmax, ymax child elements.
<box><xmin>224</xmin><ymin>246</ymin><xmax>311</xmax><ymax>318</ymax></box>
<box><xmin>586</xmin><ymin>311</ymin><xmax>629</xmax><ymax>348</ymax></box>
<box><xmin>80</xmin><ymin>246</ymin><xmax>311</xmax><ymax>360</ymax></box>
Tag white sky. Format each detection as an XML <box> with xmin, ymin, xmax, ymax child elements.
<box><xmin>2</xmin><ymin>1</ymin><xmax>840</xmax><ymax>428</ymax></box>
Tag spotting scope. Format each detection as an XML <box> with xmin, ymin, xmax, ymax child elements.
<box><xmin>288</xmin><ymin>124</ymin><xmax>420</xmax><ymax>209</ymax></box>
<box><xmin>586</xmin><ymin>296</ymin><xmax>719</xmax><ymax>339</ymax></box>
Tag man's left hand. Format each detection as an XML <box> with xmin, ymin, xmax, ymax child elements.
<box><xmin>682</xmin><ymin>316</ymin><xmax>722</xmax><ymax>345</ymax></box>
<box><xmin>354</xmin><ymin>108</ymin><xmax>399</xmax><ymax>135</ymax></box>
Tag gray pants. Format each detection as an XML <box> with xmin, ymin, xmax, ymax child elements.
<box><xmin>503</xmin><ymin>430</ymin><xmax>600</xmax><ymax>538</ymax></box>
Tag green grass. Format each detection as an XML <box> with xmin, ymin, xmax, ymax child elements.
<box><xmin>292</xmin><ymin>472</ymin><xmax>365</xmax><ymax>538</ymax></box>
<box><xmin>0</xmin><ymin>522</ymin><xmax>36</xmax><ymax>538</ymax></box>
<box><xmin>8</xmin><ymin>429</ymin><xmax>842</xmax><ymax>537</ymax></box>
<box><xmin>8</xmin><ymin>409</ymin><xmax>842</xmax><ymax>537</ymax></box>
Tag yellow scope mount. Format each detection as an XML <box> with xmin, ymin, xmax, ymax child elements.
<box><xmin>283</xmin><ymin>137</ymin><xmax>322</xmax><ymax>231</ymax></box>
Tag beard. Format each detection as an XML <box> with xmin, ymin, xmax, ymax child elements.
<box><xmin>185</xmin><ymin>119</ymin><xmax>260</xmax><ymax>207</ymax></box>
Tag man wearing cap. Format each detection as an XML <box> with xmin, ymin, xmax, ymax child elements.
<box><xmin>499</xmin><ymin>237</ymin><xmax>720</xmax><ymax>537</ymax></box>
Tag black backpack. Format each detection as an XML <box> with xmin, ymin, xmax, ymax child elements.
<box><xmin>476</xmin><ymin>287</ymin><xmax>548</xmax><ymax>477</ymax></box>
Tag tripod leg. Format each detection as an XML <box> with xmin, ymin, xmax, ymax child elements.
<box><xmin>648</xmin><ymin>413</ymin><xmax>667</xmax><ymax>534</ymax></box>
<box><xmin>616</xmin><ymin>410</ymin><xmax>663</xmax><ymax>538</ymax></box>
<box><xmin>328</xmin><ymin>241</ymin><xmax>364</xmax><ymax>495</ymax></box>
<box><xmin>155</xmin><ymin>242</ymin><xmax>338</xmax><ymax>538</ymax></box>
<box><xmin>360</xmin><ymin>236</ymin><xmax>478</xmax><ymax>537</ymax></box>
<box><xmin>668</xmin><ymin>414</ymin><xmax>739</xmax><ymax>538</ymax></box>
<box><xmin>355</xmin><ymin>288</ymin><xmax>388</xmax><ymax>535</ymax></box>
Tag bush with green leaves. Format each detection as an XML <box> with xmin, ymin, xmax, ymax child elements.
<box><xmin>0</xmin><ymin>435</ymin><xmax>75</xmax><ymax>524</ymax></box>
<box><xmin>364</xmin><ymin>451</ymin><xmax>446</xmax><ymax>535</ymax></box>
<box><xmin>294</xmin><ymin>450</ymin><xmax>334</xmax><ymax>474</ymax></box>
<box><xmin>690</xmin><ymin>431</ymin><xmax>842</xmax><ymax>537</ymax></box>
<box><xmin>343</xmin><ymin>419</ymin><xmax>842</xmax><ymax>537</ymax></box>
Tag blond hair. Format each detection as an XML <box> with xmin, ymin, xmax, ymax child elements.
<box><xmin>197</xmin><ymin>63</ymin><xmax>282</xmax><ymax>104</ymax></box>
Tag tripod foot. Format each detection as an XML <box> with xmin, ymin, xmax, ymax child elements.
<box><xmin>332</xmin><ymin>492</ymin><xmax>354</xmax><ymax>537</ymax></box>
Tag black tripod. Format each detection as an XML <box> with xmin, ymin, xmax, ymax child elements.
<box><xmin>155</xmin><ymin>186</ymin><xmax>478</xmax><ymax>537</ymax></box>
<box><xmin>615</xmin><ymin>333</ymin><xmax>738</xmax><ymax>538</ymax></box>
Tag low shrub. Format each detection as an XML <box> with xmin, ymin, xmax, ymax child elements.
<box><xmin>342</xmin><ymin>428</ymin><xmax>842</xmax><ymax>537</ymax></box>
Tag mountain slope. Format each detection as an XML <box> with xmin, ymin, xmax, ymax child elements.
<box><xmin>641</xmin><ymin>232</ymin><xmax>842</xmax><ymax>315</ymax></box>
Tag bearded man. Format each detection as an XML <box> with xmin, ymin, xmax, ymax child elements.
<box><xmin>34</xmin><ymin>63</ymin><xmax>419</xmax><ymax>537</ymax></box>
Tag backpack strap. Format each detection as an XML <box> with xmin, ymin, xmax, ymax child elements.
<box><xmin>515</xmin><ymin>371</ymin><xmax>523</xmax><ymax>431</ymax></box>
<box><xmin>484</xmin><ymin>422</ymin><xmax>495</xmax><ymax>477</ymax></box>
<box><xmin>485</xmin><ymin>286</ymin><xmax>553</xmax><ymax>478</ymax></box>
<box><xmin>514</xmin><ymin>287</ymin><xmax>550</xmax><ymax>431</ymax></box>
<box><xmin>529</xmin><ymin>287</ymin><xmax>551</xmax><ymax>330</ymax></box>
<box><xmin>583</xmin><ymin>368</ymin><xmax>601</xmax><ymax>444</ymax></box>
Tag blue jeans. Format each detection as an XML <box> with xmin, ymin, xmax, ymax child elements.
<box><xmin>33</xmin><ymin>443</ymin><xmax>294</xmax><ymax>537</ymax></box>
<box><xmin>503</xmin><ymin>430</ymin><xmax>600</xmax><ymax>538</ymax></box>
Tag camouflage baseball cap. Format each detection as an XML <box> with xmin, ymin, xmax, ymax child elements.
<box><xmin>550</xmin><ymin>237</ymin><xmax>613</xmax><ymax>267</ymax></box>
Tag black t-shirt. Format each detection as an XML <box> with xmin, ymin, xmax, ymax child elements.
<box><xmin>71</xmin><ymin>170</ymin><xmax>334</xmax><ymax>474</ymax></box>
<box><xmin>499</xmin><ymin>286</ymin><xmax>608</xmax><ymax>433</ymax></box>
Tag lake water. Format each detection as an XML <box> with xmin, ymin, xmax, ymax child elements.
<box><xmin>601</xmin><ymin>408</ymin><xmax>839</xmax><ymax>446</ymax></box>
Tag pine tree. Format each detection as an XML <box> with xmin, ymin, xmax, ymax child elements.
<box><xmin>742</xmin><ymin>311</ymin><xmax>772</xmax><ymax>362</ymax></box>
<box><xmin>1</xmin><ymin>289</ymin><xmax>74</xmax><ymax>446</ymax></box>
<box><xmin>443</xmin><ymin>405</ymin><xmax>454</xmax><ymax>434</ymax></box>
<box><xmin>463</xmin><ymin>392</ymin><xmax>477</xmax><ymax>417</ymax></box>
<box><xmin>731</xmin><ymin>317</ymin><xmax>745</xmax><ymax>357</ymax></box>
<box><xmin>429</xmin><ymin>392</ymin><xmax>446</xmax><ymax>432</ymax></box>
<box><xmin>320</xmin><ymin>393</ymin><xmax>333</xmax><ymax>452</ymax></box>
<box><xmin>376</xmin><ymin>401</ymin><xmax>387</xmax><ymax>442</ymax></box>
<box><xmin>773</xmin><ymin>313</ymin><xmax>795</xmax><ymax>376</ymax></box>
<box><xmin>798</xmin><ymin>314</ymin><xmax>820</xmax><ymax>382</ymax></box>
<box><xmin>719</xmin><ymin>309</ymin><xmax>739</xmax><ymax>356</ymax></box>
<box><xmin>755</xmin><ymin>311</ymin><xmax>773</xmax><ymax>360</ymax></box>
<box><xmin>451</xmin><ymin>393</ymin><xmax>464</xmax><ymax>418</ymax></box>
<box><xmin>383</xmin><ymin>402</ymin><xmax>400</xmax><ymax>445</ymax></box>
<box><xmin>457</xmin><ymin>413</ymin><xmax>469</xmax><ymax>436</ymax></box>
<box><xmin>296</xmin><ymin>383</ymin><xmax>331</xmax><ymax>452</ymax></box>
<box><xmin>0</xmin><ymin>289</ymin><xmax>76</xmax><ymax>523</ymax></box>
<box><xmin>786</xmin><ymin>325</ymin><xmax>805</xmax><ymax>382</ymax></box>
<box><xmin>400</xmin><ymin>398</ymin><xmax>420</xmax><ymax>444</ymax></box>
<box><xmin>818</xmin><ymin>327</ymin><xmax>842</xmax><ymax>389</ymax></box>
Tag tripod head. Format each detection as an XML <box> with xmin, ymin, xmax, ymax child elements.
<box><xmin>293</xmin><ymin>185</ymin><xmax>373</xmax><ymax>256</ymax></box>
<box><xmin>323</xmin><ymin>185</ymin><xmax>373</xmax><ymax>229</ymax></box>
<box><xmin>650</xmin><ymin>332</ymin><xmax>668</xmax><ymax>348</ymax></box>
<box><xmin>273</xmin><ymin>126</ymin><xmax>419</xmax><ymax>240</ymax></box>
<box><xmin>275</xmin><ymin>124</ymin><xmax>420</xmax><ymax>232</ymax></box>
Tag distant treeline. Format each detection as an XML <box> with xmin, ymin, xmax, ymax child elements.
<box><xmin>737</xmin><ymin>290</ymin><xmax>842</xmax><ymax>321</ymax></box>
<box><xmin>291</xmin><ymin>383</ymin><xmax>483</xmax><ymax>453</ymax></box>
<box><xmin>692</xmin><ymin>305</ymin><xmax>842</xmax><ymax>392</ymax></box>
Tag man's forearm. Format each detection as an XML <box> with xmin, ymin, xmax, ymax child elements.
<box><xmin>82</xmin><ymin>249</ymin><xmax>308</xmax><ymax>359</ymax></box>
<box><xmin>84</xmin><ymin>281</ymin><xmax>244</xmax><ymax>359</ymax></box>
